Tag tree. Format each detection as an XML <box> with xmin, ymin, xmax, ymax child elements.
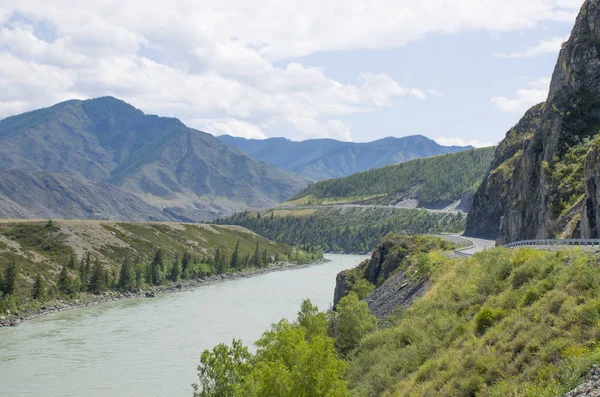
<box><xmin>32</xmin><ymin>274</ymin><xmax>44</xmax><ymax>300</ymax></box>
<box><xmin>193</xmin><ymin>339</ymin><xmax>254</xmax><ymax>397</ymax></box>
<box><xmin>57</xmin><ymin>264</ymin><xmax>72</xmax><ymax>295</ymax></box>
<box><xmin>297</xmin><ymin>299</ymin><xmax>328</xmax><ymax>339</ymax></box>
<box><xmin>252</xmin><ymin>242</ymin><xmax>261</xmax><ymax>268</ymax></box>
<box><xmin>3</xmin><ymin>258</ymin><xmax>17</xmax><ymax>296</ymax></box>
<box><xmin>230</xmin><ymin>240</ymin><xmax>240</xmax><ymax>270</ymax></box>
<box><xmin>118</xmin><ymin>259</ymin><xmax>135</xmax><ymax>291</ymax></box>
<box><xmin>182</xmin><ymin>251</ymin><xmax>191</xmax><ymax>274</ymax></box>
<box><xmin>330</xmin><ymin>293</ymin><xmax>377</xmax><ymax>356</ymax></box>
<box><xmin>79</xmin><ymin>252</ymin><xmax>91</xmax><ymax>291</ymax></box>
<box><xmin>262</xmin><ymin>249</ymin><xmax>268</xmax><ymax>267</ymax></box>
<box><xmin>67</xmin><ymin>254</ymin><xmax>77</xmax><ymax>270</ymax></box>
<box><xmin>151</xmin><ymin>249</ymin><xmax>164</xmax><ymax>286</ymax></box>
<box><xmin>243</xmin><ymin>320</ymin><xmax>347</xmax><ymax>397</ymax></box>
<box><xmin>170</xmin><ymin>256</ymin><xmax>181</xmax><ymax>282</ymax></box>
<box><xmin>89</xmin><ymin>259</ymin><xmax>107</xmax><ymax>294</ymax></box>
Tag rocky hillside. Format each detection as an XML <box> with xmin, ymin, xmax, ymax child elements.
<box><xmin>287</xmin><ymin>147</ymin><xmax>494</xmax><ymax>211</ymax></box>
<box><xmin>0</xmin><ymin>97</ymin><xmax>308</xmax><ymax>221</ymax></box>
<box><xmin>219</xmin><ymin>134</ymin><xmax>472</xmax><ymax>181</ymax></box>
<box><xmin>0</xmin><ymin>169</ymin><xmax>172</xmax><ymax>221</ymax></box>
<box><xmin>332</xmin><ymin>235</ymin><xmax>454</xmax><ymax>313</ymax></box>
<box><xmin>466</xmin><ymin>0</ymin><xmax>600</xmax><ymax>242</ymax></box>
<box><xmin>0</xmin><ymin>220</ymin><xmax>294</xmax><ymax>302</ymax></box>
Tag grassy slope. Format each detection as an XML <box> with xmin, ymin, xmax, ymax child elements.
<box><xmin>287</xmin><ymin>148</ymin><xmax>495</xmax><ymax>207</ymax></box>
<box><xmin>215</xmin><ymin>207</ymin><xmax>466</xmax><ymax>253</ymax></box>
<box><xmin>0</xmin><ymin>220</ymin><xmax>293</xmax><ymax>303</ymax></box>
<box><xmin>347</xmin><ymin>247</ymin><xmax>600</xmax><ymax>396</ymax></box>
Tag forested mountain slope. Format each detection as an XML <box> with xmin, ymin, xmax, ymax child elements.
<box><xmin>0</xmin><ymin>97</ymin><xmax>308</xmax><ymax>221</ymax></box>
<box><xmin>214</xmin><ymin>207</ymin><xmax>465</xmax><ymax>253</ymax></box>
<box><xmin>287</xmin><ymin>147</ymin><xmax>495</xmax><ymax>211</ymax></box>
<box><xmin>218</xmin><ymin>135</ymin><xmax>472</xmax><ymax>181</ymax></box>
<box><xmin>466</xmin><ymin>0</ymin><xmax>600</xmax><ymax>242</ymax></box>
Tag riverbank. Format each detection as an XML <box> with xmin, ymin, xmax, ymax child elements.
<box><xmin>0</xmin><ymin>259</ymin><xmax>329</xmax><ymax>327</ymax></box>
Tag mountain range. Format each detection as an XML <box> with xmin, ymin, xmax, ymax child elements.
<box><xmin>218</xmin><ymin>135</ymin><xmax>472</xmax><ymax>180</ymax></box>
<box><xmin>0</xmin><ymin>97</ymin><xmax>308</xmax><ymax>221</ymax></box>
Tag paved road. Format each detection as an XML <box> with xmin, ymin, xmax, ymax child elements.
<box><xmin>456</xmin><ymin>236</ymin><xmax>496</xmax><ymax>256</ymax></box>
<box><xmin>277</xmin><ymin>204</ymin><xmax>462</xmax><ymax>216</ymax></box>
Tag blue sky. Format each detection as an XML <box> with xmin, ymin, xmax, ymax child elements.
<box><xmin>0</xmin><ymin>1</ymin><xmax>583</xmax><ymax>147</ymax></box>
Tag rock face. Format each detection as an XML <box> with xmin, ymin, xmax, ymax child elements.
<box><xmin>564</xmin><ymin>369</ymin><xmax>600</xmax><ymax>397</ymax></box>
<box><xmin>333</xmin><ymin>271</ymin><xmax>352</xmax><ymax>308</ymax></box>
<box><xmin>466</xmin><ymin>0</ymin><xmax>600</xmax><ymax>242</ymax></box>
<box><xmin>364</xmin><ymin>272</ymin><xmax>429</xmax><ymax>319</ymax></box>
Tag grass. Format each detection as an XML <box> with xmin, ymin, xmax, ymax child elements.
<box><xmin>346</xmin><ymin>247</ymin><xmax>600</xmax><ymax>396</ymax></box>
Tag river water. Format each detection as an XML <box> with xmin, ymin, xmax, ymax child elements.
<box><xmin>0</xmin><ymin>254</ymin><xmax>367</xmax><ymax>397</ymax></box>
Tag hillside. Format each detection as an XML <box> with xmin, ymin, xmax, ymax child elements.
<box><xmin>195</xmin><ymin>236</ymin><xmax>600</xmax><ymax>396</ymax></box>
<box><xmin>342</xmin><ymin>241</ymin><xmax>600</xmax><ymax>396</ymax></box>
<box><xmin>0</xmin><ymin>220</ymin><xmax>318</xmax><ymax>318</ymax></box>
<box><xmin>466</xmin><ymin>0</ymin><xmax>600</xmax><ymax>242</ymax></box>
<box><xmin>0</xmin><ymin>97</ymin><xmax>308</xmax><ymax>221</ymax></box>
<box><xmin>287</xmin><ymin>147</ymin><xmax>495</xmax><ymax>211</ymax></box>
<box><xmin>214</xmin><ymin>207</ymin><xmax>465</xmax><ymax>253</ymax></box>
<box><xmin>0</xmin><ymin>169</ymin><xmax>173</xmax><ymax>221</ymax></box>
<box><xmin>218</xmin><ymin>135</ymin><xmax>472</xmax><ymax>181</ymax></box>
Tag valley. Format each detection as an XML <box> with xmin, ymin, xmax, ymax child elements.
<box><xmin>2</xmin><ymin>0</ymin><xmax>600</xmax><ymax>396</ymax></box>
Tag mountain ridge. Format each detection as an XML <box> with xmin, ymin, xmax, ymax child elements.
<box><xmin>0</xmin><ymin>97</ymin><xmax>309</xmax><ymax>221</ymax></box>
<box><xmin>218</xmin><ymin>134</ymin><xmax>473</xmax><ymax>180</ymax></box>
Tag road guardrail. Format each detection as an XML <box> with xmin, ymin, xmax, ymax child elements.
<box><xmin>504</xmin><ymin>239</ymin><xmax>600</xmax><ymax>248</ymax></box>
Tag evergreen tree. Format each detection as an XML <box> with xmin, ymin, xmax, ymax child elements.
<box><xmin>253</xmin><ymin>242</ymin><xmax>261</xmax><ymax>268</ymax></box>
<box><xmin>118</xmin><ymin>259</ymin><xmax>135</xmax><ymax>291</ymax></box>
<box><xmin>79</xmin><ymin>252</ymin><xmax>91</xmax><ymax>291</ymax></box>
<box><xmin>4</xmin><ymin>258</ymin><xmax>18</xmax><ymax>295</ymax></box>
<box><xmin>182</xmin><ymin>251</ymin><xmax>191</xmax><ymax>273</ymax></box>
<box><xmin>151</xmin><ymin>249</ymin><xmax>164</xmax><ymax>286</ymax></box>
<box><xmin>57</xmin><ymin>264</ymin><xmax>72</xmax><ymax>295</ymax></box>
<box><xmin>32</xmin><ymin>274</ymin><xmax>44</xmax><ymax>300</ymax></box>
<box><xmin>262</xmin><ymin>249</ymin><xmax>268</xmax><ymax>266</ymax></box>
<box><xmin>89</xmin><ymin>259</ymin><xmax>107</xmax><ymax>294</ymax></box>
<box><xmin>67</xmin><ymin>254</ymin><xmax>77</xmax><ymax>270</ymax></box>
<box><xmin>230</xmin><ymin>240</ymin><xmax>240</xmax><ymax>269</ymax></box>
<box><xmin>170</xmin><ymin>256</ymin><xmax>181</xmax><ymax>282</ymax></box>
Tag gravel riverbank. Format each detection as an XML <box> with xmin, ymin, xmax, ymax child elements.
<box><xmin>0</xmin><ymin>259</ymin><xmax>329</xmax><ymax>327</ymax></box>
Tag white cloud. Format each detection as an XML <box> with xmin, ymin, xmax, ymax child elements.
<box><xmin>434</xmin><ymin>137</ymin><xmax>495</xmax><ymax>148</ymax></box>
<box><xmin>494</xmin><ymin>36</ymin><xmax>567</xmax><ymax>58</ymax></box>
<box><xmin>200</xmin><ymin>119</ymin><xmax>267</xmax><ymax>139</ymax></box>
<box><xmin>490</xmin><ymin>77</ymin><xmax>550</xmax><ymax>114</ymax></box>
<box><xmin>427</xmin><ymin>89</ymin><xmax>445</xmax><ymax>98</ymax></box>
<box><xmin>0</xmin><ymin>0</ymin><xmax>581</xmax><ymax>139</ymax></box>
<box><xmin>326</xmin><ymin>120</ymin><xmax>352</xmax><ymax>142</ymax></box>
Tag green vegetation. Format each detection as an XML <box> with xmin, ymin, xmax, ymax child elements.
<box><xmin>215</xmin><ymin>207</ymin><xmax>466</xmax><ymax>253</ymax></box>
<box><xmin>288</xmin><ymin>147</ymin><xmax>495</xmax><ymax>206</ymax></box>
<box><xmin>337</xmin><ymin>235</ymin><xmax>455</xmax><ymax>300</ymax></box>
<box><xmin>0</xmin><ymin>220</ymin><xmax>320</xmax><ymax>316</ymax></box>
<box><xmin>347</xmin><ymin>248</ymin><xmax>600</xmax><ymax>396</ymax></box>
<box><xmin>195</xmin><ymin>238</ymin><xmax>600</xmax><ymax>397</ymax></box>
<box><xmin>194</xmin><ymin>299</ymin><xmax>349</xmax><ymax>397</ymax></box>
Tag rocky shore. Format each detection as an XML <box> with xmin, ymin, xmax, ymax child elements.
<box><xmin>0</xmin><ymin>259</ymin><xmax>328</xmax><ymax>327</ymax></box>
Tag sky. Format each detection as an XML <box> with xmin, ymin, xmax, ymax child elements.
<box><xmin>0</xmin><ymin>1</ymin><xmax>585</xmax><ymax>147</ymax></box>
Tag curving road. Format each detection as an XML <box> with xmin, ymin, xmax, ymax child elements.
<box><xmin>455</xmin><ymin>236</ymin><xmax>496</xmax><ymax>256</ymax></box>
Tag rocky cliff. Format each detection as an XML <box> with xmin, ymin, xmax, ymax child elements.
<box><xmin>332</xmin><ymin>235</ymin><xmax>452</xmax><ymax>316</ymax></box>
<box><xmin>466</xmin><ymin>0</ymin><xmax>600</xmax><ymax>242</ymax></box>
